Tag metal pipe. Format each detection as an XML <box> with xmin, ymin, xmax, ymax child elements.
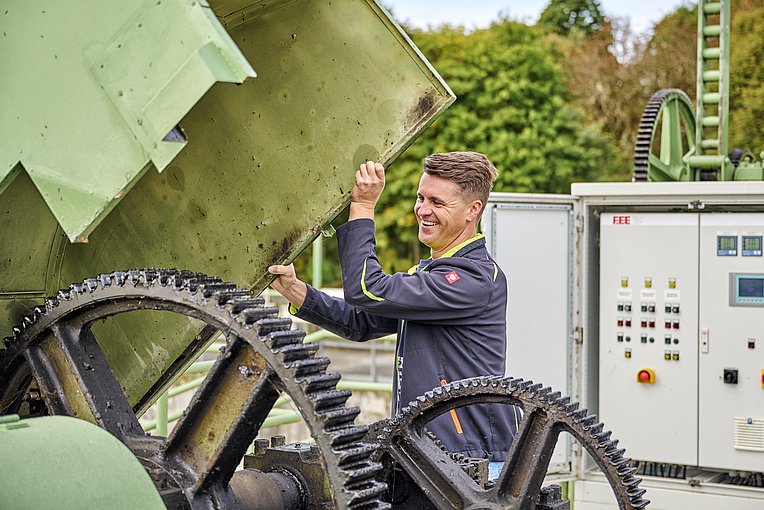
<box><xmin>312</xmin><ymin>236</ymin><xmax>323</xmax><ymax>289</ymax></box>
<box><xmin>156</xmin><ymin>391</ymin><xmax>168</xmax><ymax>436</ymax></box>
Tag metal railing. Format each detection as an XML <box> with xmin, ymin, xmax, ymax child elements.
<box><xmin>141</xmin><ymin>332</ymin><xmax>394</xmax><ymax>437</ymax></box>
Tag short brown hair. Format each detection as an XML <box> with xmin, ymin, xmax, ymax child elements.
<box><xmin>423</xmin><ymin>151</ymin><xmax>499</xmax><ymax>209</ymax></box>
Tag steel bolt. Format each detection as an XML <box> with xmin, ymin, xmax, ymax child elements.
<box><xmin>271</xmin><ymin>435</ymin><xmax>286</xmax><ymax>447</ymax></box>
<box><xmin>254</xmin><ymin>438</ymin><xmax>269</xmax><ymax>455</ymax></box>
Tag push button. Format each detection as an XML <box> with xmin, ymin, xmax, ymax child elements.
<box><xmin>636</xmin><ymin>368</ymin><xmax>655</xmax><ymax>384</ymax></box>
<box><xmin>625</xmin><ymin>348</ymin><xmax>632</xmax><ymax>359</ymax></box>
<box><xmin>649</xmin><ymin>319</ymin><xmax>656</xmax><ymax>328</ymax></box>
<box><xmin>617</xmin><ymin>317</ymin><xmax>624</xmax><ymax>327</ymax></box>
<box><xmin>640</xmin><ymin>318</ymin><xmax>648</xmax><ymax>328</ymax></box>
<box><xmin>665</xmin><ymin>304</ymin><xmax>672</xmax><ymax>313</ymax></box>
<box><xmin>664</xmin><ymin>335</ymin><xmax>672</xmax><ymax>345</ymax></box>
<box><xmin>641</xmin><ymin>303</ymin><xmax>648</xmax><ymax>313</ymax></box>
<box><xmin>624</xmin><ymin>303</ymin><xmax>632</xmax><ymax>312</ymax></box>
<box><xmin>673</xmin><ymin>320</ymin><xmax>680</xmax><ymax>330</ymax></box>
<box><xmin>648</xmin><ymin>304</ymin><xmax>656</xmax><ymax>313</ymax></box>
<box><xmin>617</xmin><ymin>333</ymin><xmax>624</xmax><ymax>342</ymax></box>
<box><xmin>625</xmin><ymin>318</ymin><xmax>632</xmax><ymax>328</ymax></box>
<box><xmin>672</xmin><ymin>351</ymin><xmax>680</xmax><ymax>361</ymax></box>
<box><xmin>665</xmin><ymin>320</ymin><xmax>672</xmax><ymax>329</ymax></box>
<box><xmin>664</xmin><ymin>350</ymin><xmax>671</xmax><ymax>361</ymax></box>
<box><xmin>640</xmin><ymin>334</ymin><xmax>648</xmax><ymax>343</ymax></box>
<box><xmin>617</xmin><ymin>303</ymin><xmax>624</xmax><ymax>312</ymax></box>
<box><xmin>672</xmin><ymin>305</ymin><xmax>680</xmax><ymax>313</ymax></box>
<box><xmin>669</xmin><ymin>278</ymin><xmax>677</xmax><ymax>289</ymax></box>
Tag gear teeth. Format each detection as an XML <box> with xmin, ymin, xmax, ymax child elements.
<box><xmin>344</xmin><ymin>461</ymin><xmax>384</xmax><ymax>486</ymax></box>
<box><xmin>143</xmin><ymin>269</ymin><xmax>159</xmax><ymax>284</ymax></box>
<box><xmin>265</xmin><ymin>328</ymin><xmax>305</xmax><ymax>348</ymax></box>
<box><xmin>319</xmin><ymin>407</ymin><xmax>362</xmax><ymax>429</ymax></box>
<box><xmin>113</xmin><ymin>271</ymin><xmax>127</xmax><ymax>286</ymax></box>
<box><xmin>44</xmin><ymin>296</ymin><xmax>59</xmax><ymax>310</ymax></box>
<box><xmin>291</xmin><ymin>357</ymin><xmax>331</xmax><ymax>378</ymax></box>
<box><xmin>127</xmin><ymin>270</ymin><xmax>141</xmax><ymax>285</ymax></box>
<box><xmin>594</xmin><ymin>430</ymin><xmax>612</xmax><ymax>443</ymax></box>
<box><xmin>601</xmin><ymin>439</ymin><xmax>620</xmax><ymax>453</ymax></box>
<box><xmin>301</xmin><ymin>373</ymin><xmax>341</xmax><ymax>393</ymax></box>
<box><xmin>227</xmin><ymin>297</ymin><xmax>266</xmax><ymax>315</ymax></box>
<box><xmin>347</xmin><ymin>479</ymin><xmax>389</xmax><ymax>507</ymax></box>
<box><xmin>311</xmin><ymin>389</ymin><xmax>352</xmax><ymax>411</ymax></box>
<box><xmin>633</xmin><ymin>497</ymin><xmax>650</xmax><ymax>509</ymax></box>
<box><xmin>617</xmin><ymin>465</ymin><xmax>637</xmax><ymax>477</ymax></box>
<box><xmin>330</xmin><ymin>425</ymin><xmax>369</xmax><ymax>447</ymax></box>
<box><xmin>240</xmin><ymin>306</ymin><xmax>279</xmax><ymax>326</ymax></box>
<box><xmin>623</xmin><ymin>475</ymin><xmax>642</xmax><ymax>489</ymax></box>
<box><xmin>627</xmin><ymin>487</ymin><xmax>647</xmax><ymax>499</ymax></box>
<box><xmin>278</xmin><ymin>343</ymin><xmax>319</xmax><ymax>362</ymax></box>
<box><xmin>200</xmin><ymin>282</ymin><xmax>237</xmax><ymax>299</ymax></box>
<box><xmin>215</xmin><ymin>290</ymin><xmax>251</xmax><ymax>306</ymax></box>
<box><xmin>336</xmin><ymin>443</ymin><xmax>378</xmax><ymax>467</ymax></box>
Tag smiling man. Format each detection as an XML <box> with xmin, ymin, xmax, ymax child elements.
<box><xmin>268</xmin><ymin>152</ymin><xmax>519</xmax><ymax>471</ymax></box>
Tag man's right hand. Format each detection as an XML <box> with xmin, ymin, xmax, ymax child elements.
<box><xmin>268</xmin><ymin>263</ymin><xmax>308</xmax><ymax>309</ymax></box>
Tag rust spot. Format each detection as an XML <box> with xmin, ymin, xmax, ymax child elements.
<box><xmin>414</xmin><ymin>94</ymin><xmax>435</xmax><ymax>118</ymax></box>
<box><xmin>207</xmin><ymin>431</ymin><xmax>215</xmax><ymax>442</ymax></box>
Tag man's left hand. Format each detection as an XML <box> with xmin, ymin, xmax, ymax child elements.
<box><xmin>349</xmin><ymin>160</ymin><xmax>385</xmax><ymax>221</ymax></box>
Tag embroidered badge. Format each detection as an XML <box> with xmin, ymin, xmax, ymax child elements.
<box><xmin>445</xmin><ymin>271</ymin><xmax>460</xmax><ymax>284</ymax></box>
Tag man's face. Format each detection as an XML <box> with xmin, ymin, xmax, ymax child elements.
<box><xmin>414</xmin><ymin>173</ymin><xmax>480</xmax><ymax>256</ymax></box>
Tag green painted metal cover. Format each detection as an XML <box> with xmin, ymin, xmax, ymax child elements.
<box><xmin>0</xmin><ymin>415</ymin><xmax>165</xmax><ymax>509</ymax></box>
<box><xmin>0</xmin><ymin>1</ymin><xmax>453</xmax><ymax>415</ymax></box>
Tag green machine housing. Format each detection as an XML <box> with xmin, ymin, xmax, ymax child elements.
<box><xmin>0</xmin><ymin>0</ymin><xmax>453</xmax><ymax>416</ymax></box>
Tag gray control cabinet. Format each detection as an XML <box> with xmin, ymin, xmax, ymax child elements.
<box><xmin>485</xmin><ymin>182</ymin><xmax>764</xmax><ymax>509</ymax></box>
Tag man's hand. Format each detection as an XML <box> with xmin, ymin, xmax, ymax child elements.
<box><xmin>349</xmin><ymin>160</ymin><xmax>385</xmax><ymax>221</ymax></box>
<box><xmin>268</xmin><ymin>263</ymin><xmax>307</xmax><ymax>309</ymax></box>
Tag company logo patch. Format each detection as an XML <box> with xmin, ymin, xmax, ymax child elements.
<box><xmin>445</xmin><ymin>271</ymin><xmax>460</xmax><ymax>284</ymax></box>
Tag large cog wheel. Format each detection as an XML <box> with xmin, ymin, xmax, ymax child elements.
<box><xmin>633</xmin><ymin>89</ymin><xmax>696</xmax><ymax>182</ymax></box>
<box><xmin>369</xmin><ymin>376</ymin><xmax>649</xmax><ymax>510</ymax></box>
<box><xmin>0</xmin><ymin>269</ymin><xmax>387</xmax><ymax>509</ymax></box>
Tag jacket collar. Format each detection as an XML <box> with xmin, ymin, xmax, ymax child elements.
<box><xmin>437</xmin><ymin>233</ymin><xmax>485</xmax><ymax>259</ymax></box>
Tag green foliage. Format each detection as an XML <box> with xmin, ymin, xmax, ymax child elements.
<box><xmin>729</xmin><ymin>0</ymin><xmax>764</xmax><ymax>151</ymax></box>
<box><xmin>373</xmin><ymin>20</ymin><xmax>621</xmax><ymax>272</ymax></box>
<box><xmin>539</xmin><ymin>0</ymin><xmax>605</xmax><ymax>35</ymax></box>
<box><xmin>294</xmin><ymin>0</ymin><xmax>764</xmax><ymax>286</ymax></box>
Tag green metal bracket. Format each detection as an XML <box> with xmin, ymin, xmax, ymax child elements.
<box><xmin>0</xmin><ymin>0</ymin><xmax>255</xmax><ymax>242</ymax></box>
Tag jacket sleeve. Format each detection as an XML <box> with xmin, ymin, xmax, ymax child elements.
<box><xmin>337</xmin><ymin>219</ymin><xmax>493</xmax><ymax>324</ymax></box>
<box><xmin>293</xmin><ymin>284</ymin><xmax>398</xmax><ymax>342</ymax></box>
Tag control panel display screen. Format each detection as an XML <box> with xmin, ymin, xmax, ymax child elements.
<box><xmin>717</xmin><ymin>235</ymin><xmax>737</xmax><ymax>256</ymax></box>
<box><xmin>742</xmin><ymin>236</ymin><xmax>763</xmax><ymax>257</ymax></box>
<box><xmin>739</xmin><ymin>278</ymin><xmax>764</xmax><ymax>298</ymax></box>
<box><xmin>731</xmin><ymin>273</ymin><xmax>764</xmax><ymax>306</ymax></box>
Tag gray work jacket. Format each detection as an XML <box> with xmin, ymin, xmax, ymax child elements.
<box><xmin>294</xmin><ymin>218</ymin><xmax>519</xmax><ymax>460</ymax></box>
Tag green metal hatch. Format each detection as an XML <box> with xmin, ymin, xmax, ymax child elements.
<box><xmin>0</xmin><ymin>0</ymin><xmax>454</xmax><ymax>415</ymax></box>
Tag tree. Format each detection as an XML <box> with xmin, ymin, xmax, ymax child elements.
<box><xmin>539</xmin><ymin>0</ymin><xmax>605</xmax><ymax>36</ymax></box>
<box><xmin>370</xmin><ymin>20</ymin><xmax>621</xmax><ymax>272</ymax></box>
<box><xmin>729</xmin><ymin>0</ymin><xmax>764</xmax><ymax>151</ymax></box>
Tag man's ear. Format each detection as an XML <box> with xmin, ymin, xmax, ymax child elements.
<box><xmin>467</xmin><ymin>200</ymin><xmax>483</xmax><ymax>222</ymax></box>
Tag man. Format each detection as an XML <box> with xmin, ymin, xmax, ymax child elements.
<box><xmin>268</xmin><ymin>152</ymin><xmax>519</xmax><ymax>466</ymax></box>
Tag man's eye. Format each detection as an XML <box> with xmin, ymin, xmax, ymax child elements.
<box><xmin>416</xmin><ymin>196</ymin><xmax>423</xmax><ymax>202</ymax></box>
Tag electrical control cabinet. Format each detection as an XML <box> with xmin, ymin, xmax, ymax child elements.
<box><xmin>486</xmin><ymin>182</ymin><xmax>764</xmax><ymax>509</ymax></box>
<box><xmin>699</xmin><ymin>214</ymin><xmax>764</xmax><ymax>471</ymax></box>
<box><xmin>599</xmin><ymin>213</ymin><xmax>700</xmax><ymax>465</ymax></box>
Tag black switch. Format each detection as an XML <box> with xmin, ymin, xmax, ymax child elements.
<box><xmin>723</xmin><ymin>369</ymin><xmax>738</xmax><ymax>384</ymax></box>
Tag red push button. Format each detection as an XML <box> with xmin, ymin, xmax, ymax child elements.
<box><xmin>636</xmin><ymin>368</ymin><xmax>656</xmax><ymax>384</ymax></box>
<box><xmin>625</xmin><ymin>318</ymin><xmax>632</xmax><ymax>328</ymax></box>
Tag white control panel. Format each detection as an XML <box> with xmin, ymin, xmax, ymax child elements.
<box><xmin>699</xmin><ymin>214</ymin><xmax>764</xmax><ymax>471</ymax></box>
<box><xmin>599</xmin><ymin>213</ymin><xmax>700</xmax><ymax>465</ymax></box>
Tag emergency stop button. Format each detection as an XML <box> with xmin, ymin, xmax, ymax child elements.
<box><xmin>636</xmin><ymin>368</ymin><xmax>656</xmax><ymax>384</ymax></box>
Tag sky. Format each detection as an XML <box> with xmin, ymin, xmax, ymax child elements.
<box><xmin>382</xmin><ymin>0</ymin><xmax>692</xmax><ymax>35</ymax></box>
